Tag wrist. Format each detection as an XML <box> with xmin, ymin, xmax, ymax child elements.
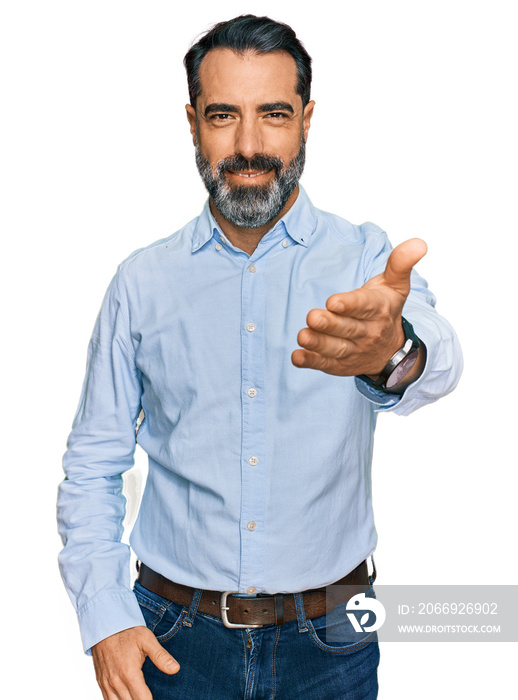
<box><xmin>358</xmin><ymin>317</ymin><xmax>424</xmax><ymax>393</ymax></box>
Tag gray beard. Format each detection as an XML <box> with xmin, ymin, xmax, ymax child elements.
<box><xmin>195</xmin><ymin>139</ymin><xmax>306</xmax><ymax>229</ymax></box>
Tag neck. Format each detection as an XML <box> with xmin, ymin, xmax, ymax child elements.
<box><xmin>209</xmin><ymin>185</ymin><xmax>299</xmax><ymax>256</ymax></box>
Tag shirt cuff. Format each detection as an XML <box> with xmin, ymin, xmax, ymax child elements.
<box><xmin>77</xmin><ymin>590</ymin><xmax>146</xmax><ymax>655</ymax></box>
<box><xmin>354</xmin><ymin>376</ymin><xmax>403</xmax><ymax>408</ymax></box>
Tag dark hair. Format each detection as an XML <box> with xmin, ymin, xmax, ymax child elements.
<box><xmin>184</xmin><ymin>15</ymin><xmax>312</xmax><ymax>108</ymax></box>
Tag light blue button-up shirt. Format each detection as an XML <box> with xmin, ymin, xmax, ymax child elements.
<box><xmin>57</xmin><ymin>186</ymin><xmax>462</xmax><ymax>652</ymax></box>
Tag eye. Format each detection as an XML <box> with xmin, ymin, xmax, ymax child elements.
<box><xmin>267</xmin><ymin>112</ymin><xmax>288</xmax><ymax>120</ymax></box>
<box><xmin>210</xmin><ymin>113</ymin><xmax>233</xmax><ymax>121</ymax></box>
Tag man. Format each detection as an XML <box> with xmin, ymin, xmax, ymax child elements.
<box><xmin>57</xmin><ymin>14</ymin><xmax>462</xmax><ymax>700</ymax></box>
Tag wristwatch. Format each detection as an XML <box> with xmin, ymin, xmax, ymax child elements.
<box><xmin>357</xmin><ymin>317</ymin><xmax>421</xmax><ymax>391</ymax></box>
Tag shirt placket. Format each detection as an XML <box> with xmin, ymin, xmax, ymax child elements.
<box><xmin>238</xmin><ymin>257</ymin><xmax>267</xmax><ymax>593</ymax></box>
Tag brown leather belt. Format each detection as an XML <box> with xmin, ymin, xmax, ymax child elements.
<box><xmin>137</xmin><ymin>560</ymin><xmax>370</xmax><ymax>628</ymax></box>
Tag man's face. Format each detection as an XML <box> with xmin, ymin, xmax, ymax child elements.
<box><xmin>186</xmin><ymin>48</ymin><xmax>314</xmax><ymax>229</ymax></box>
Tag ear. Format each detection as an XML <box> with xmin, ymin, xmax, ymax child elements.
<box><xmin>185</xmin><ymin>104</ymin><xmax>197</xmax><ymax>145</ymax></box>
<box><xmin>302</xmin><ymin>100</ymin><xmax>315</xmax><ymax>142</ymax></box>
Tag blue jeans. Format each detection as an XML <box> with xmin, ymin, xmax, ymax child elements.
<box><xmin>134</xmin><ymin>577</ymin><xmax>380</xmax><ymax>699</ymax></box>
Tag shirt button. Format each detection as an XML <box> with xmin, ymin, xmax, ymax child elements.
<box><xmin>247</xmin><ymin>388</ymin><xmax>257</xmax><ymax>398</ymax></box>
<box><xmin>281</xmin><ymin>239</ymin><xmax>289</xmax><ymax>248</ymax></box>
<box><xmin>215</xmin><ymin>243</ymin><xmax>222</xmax><ymax>251</ymax></box>
<box><xmin>247</xmin><ymin>586</ymin><xmax>256</xmax><ymax>594</ymax></box>
<box><xmin>246</xmin><ymin>323</ymin><xmax>256</xmax><ymax>332</ymax></box>
<box><xmin>247</xmin><ymin>521</ymin><xmax>257</xmax><ymax>531</ymax></box>
<box><xmin>248</xmin><ymin>456</ymin><xmax>258</xmax><ymax>466</ymax></box>
<box><xmin>248</xmin><ymin>263</ymin><xmax>257</xmax><ymax>273</ymax></box>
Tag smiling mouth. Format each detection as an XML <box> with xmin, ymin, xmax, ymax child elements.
<box><xmin>228</xmin><ymin>169</ymin><xmax>272</xmax><ymax>178</ymax></box>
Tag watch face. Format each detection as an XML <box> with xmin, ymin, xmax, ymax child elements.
<box><xmin>385</xmin><ymin>350</ymin><xmax>420</xmax><ymax>390</ymax></box>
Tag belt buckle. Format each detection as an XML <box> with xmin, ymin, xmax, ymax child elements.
<box><xmin>220</xmin><ymin>591</ymin><xmax>265</xmax><ymax>629</ymax></box>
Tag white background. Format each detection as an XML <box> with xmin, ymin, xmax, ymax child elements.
<box><xmin>1</xmin><ymin>1</ymin><xmax>516</xmax><ymax>698</ymax></box>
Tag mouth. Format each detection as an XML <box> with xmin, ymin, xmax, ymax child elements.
<box><xmin>227</xmin><ymin>169</ymin><xmax>272</xmax><ymax>179</ymax></box>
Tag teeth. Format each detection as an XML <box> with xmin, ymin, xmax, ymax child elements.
<box><xmin>234</xmin><ymin>170</ymin><xmax>268</xmax><ymax>178</ymax></box>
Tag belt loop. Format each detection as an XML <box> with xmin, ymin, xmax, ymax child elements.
<box><xmin>274</xmin><ymin>594</ymin><xmax>285</xmax><ymax>626</ymax></box>
<box><xmin>183</xmin><ymin>587</ymin><xmax>203</xmax><ymax>627</ymax></box>
<box><xmin>293</xmin><ymin>593</ymin><xmax>308</xmax><ymax>633</ymax></box>
<box><xmin>370</xmin><ymin>555</ymin><xmax>377</xmax><ymax>584</ymax></box>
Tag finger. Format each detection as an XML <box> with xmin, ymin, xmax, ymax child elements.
<box><xmin>382</xmin><ymin>238</ymin><xmax>427</xmax><ymax>293</ymax></box>
<box><xmin>305</xmin><ymin>308</ymin><xmax>367</xmax><ymax>339</ymax></box>
<box><xmin>297</xmin><ymin>327</ymin><xmax>355</xmax><ymax>359</ymax></box>
<box><xmin>292</xmin><ymin>348</ymin><xmax>349</xmax><ymax>376</ymax></box>
<box><xmin>103</xmin><ymin>677</ymin><xmax>140</xmax><ymax>700</ymax></box>
<box><xmin>325</xmin><ymin>287</ymin><xmax>386</xmax><ymax>320</ymax></box>
<box><xmin>97</xmin><ymin>667</ymin><xmax>152</xmax><ymax>700</ymax></box>
<box><xmin>97</xmin><ymin>673</ymin><xmax>145</xmax><ymax>700</ymax></box>
<box><xmin>144</xmin><ymin>636</ymin><xmax>180</xmax><ymax>675</ymax></box>
<box><xmin>125</xmin><ymin>671</ymin><xmax>153</xmax><ymax>700</ymax></box>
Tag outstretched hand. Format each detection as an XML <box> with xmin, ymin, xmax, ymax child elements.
<box><xmin>291</xmin><ymin>238</ymin><xmax>427</xmax><ymax>377</ymax></box>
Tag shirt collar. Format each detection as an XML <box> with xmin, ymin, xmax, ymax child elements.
<box><xmin>191</xmin><ymin>184</ymin><xmax>318</xmax><ymax>253</ymax></box>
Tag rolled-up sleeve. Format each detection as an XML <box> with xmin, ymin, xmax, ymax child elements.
<box><xmin>57</xmin><ymin>266</ymin><xmax>146</xmax><ymax>653</ymax></box>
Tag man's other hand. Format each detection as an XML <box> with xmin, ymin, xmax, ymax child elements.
<box><xmin>92</xmin><ymin>626</ymin><xmax>179</xmax><ymax>699</ymax></box>
<box><xmin>292</xmin><ymin>238</ymin><xmax>427</xmax><ymax>377</ymax></box>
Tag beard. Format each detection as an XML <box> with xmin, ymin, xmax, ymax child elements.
<box><xmin>195</xmin><ymin>138</ymin><xmax>306</xmax><ymax>229</ymax></box>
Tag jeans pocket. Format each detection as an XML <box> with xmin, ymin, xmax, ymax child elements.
<box><xmin>133</xmin><ymin>581</ymin><xmax>186</xmax><ymax>642</ymax></box>
<box><xmin>308</xmin><ymin>584</ymin><xmax>378</xmax><ymax>654</ymax></box>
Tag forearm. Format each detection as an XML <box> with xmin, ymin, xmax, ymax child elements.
<box><xmin>57</xmin><ymin>468</ymin><xmax>146</xmax><ymax>653</ymax></box>
<box><xmin>57</xmin><ymin>267</ymin><xmax>146</xmax><ymax>653</ymax></box>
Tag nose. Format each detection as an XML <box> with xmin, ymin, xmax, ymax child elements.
<box><xmin>234</xmin><ymin>116</ymin><xmax>264</xmax><ymax>162</ymax></box>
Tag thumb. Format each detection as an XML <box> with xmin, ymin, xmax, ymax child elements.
<box><xmin>383</xmin><ymin>238</ymin><xmax>427</xmax><ymax>293</ymax></box>
<box><xmin>145</xmin><ymin>635</ymin><xmax>180</xmax><ymax>675</ymax></box>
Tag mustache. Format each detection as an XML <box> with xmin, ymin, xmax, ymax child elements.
<box><xmin>216</xmin><ymin>154</ymin><xmax>284</xmax><ymax>176</ymax></box>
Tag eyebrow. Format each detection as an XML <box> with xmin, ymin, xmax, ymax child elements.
<box><xmin>204</xmin><ymin>103</ymin><xmax>239</xmax><ymax>116</ymax></box>
<box><xmin>203</xmin><ymin>102</ymin><xmax>295</xmax><ymax>117</ymax></box>
<box><xmin>259</xmin><ymin>102</ymin><xmax>294</xmax><ymax>114</ymax></box>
